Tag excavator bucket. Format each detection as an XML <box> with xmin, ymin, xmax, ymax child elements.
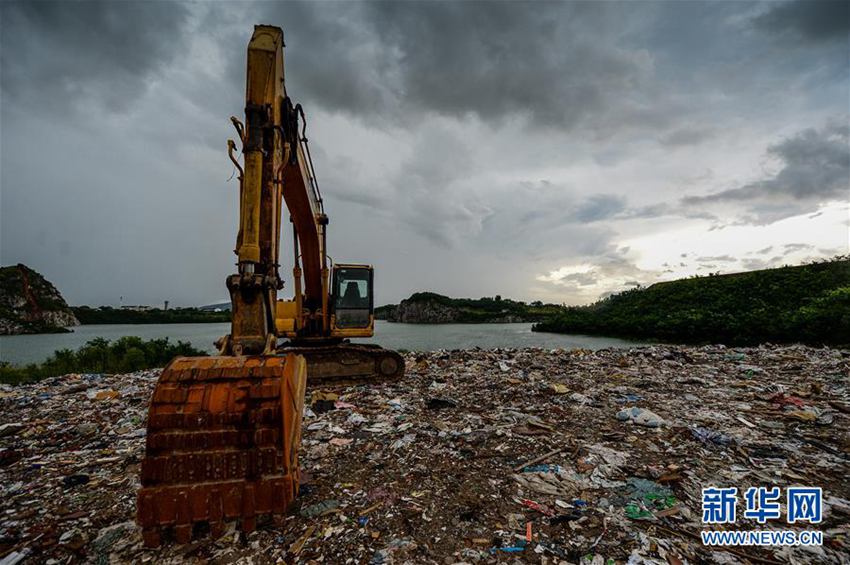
<box><xmin>137</xmin><ymin>354</ymin><xmax>306</xmax><ymax>547</ymax></box>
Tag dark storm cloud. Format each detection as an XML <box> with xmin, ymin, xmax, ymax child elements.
<box><xmin>363</xmin><ymin>1</ymin><xmax>652</xmax><ymax>127</ymax></box>
<box><xmin>0</xmin><ymin>0</ymin><xmax>191</xmax><ymax>112</ymax></box>
<box><xmin>257</xmin><ymin>1</ymin><xmax>654</xmax><ymax>128</ymax></box>
<box><xmin>754</xmin><ymin>0</ymin><xmax>850</xmax><ymax>42</ymax></box>
<box><xmin>681</xmin><ymin>121</ymin><xmax>850</xmax><ymax>222</ymax></box>
<box><xmin>240</xmin><ymin>2</ymin><xmax>397</xmax><ymax>118</ymax></box>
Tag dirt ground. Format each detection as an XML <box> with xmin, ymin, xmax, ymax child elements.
<box><xmin>1</xmin><ymin>344</ymin><xmax>848</xmax><ymax>564</ymax></box>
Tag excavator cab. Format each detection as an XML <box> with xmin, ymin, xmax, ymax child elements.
<box><xmin>331</xmin><ymin>264</ymin><xmax>373</xmax><ymax>332</ymax></box>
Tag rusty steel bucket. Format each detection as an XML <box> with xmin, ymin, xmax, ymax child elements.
<box><xmin>137</xmin><ymin>354</ymin><xmax>306</xmax><ymax>547</ymax></box>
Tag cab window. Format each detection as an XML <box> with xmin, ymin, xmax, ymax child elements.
<box><xmin>333</xmin><ymin>267</ymin><xmax>372</xmax><ymax>328</ymax></box>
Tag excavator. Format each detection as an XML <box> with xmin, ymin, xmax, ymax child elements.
<box><xmin>136</xmin><ymin>25</ymin><xmax>404</xmax><ymax>546</ymax></box>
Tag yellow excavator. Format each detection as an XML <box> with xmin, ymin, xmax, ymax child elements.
<box><xmin>136</xmin><ymin>25</ymin><xmax>403</xmax><ymax>546</ymax></box>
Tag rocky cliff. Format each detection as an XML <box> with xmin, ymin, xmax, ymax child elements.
<box><xmin>380</xmin><ymin>298</ymin><xmax>462</xmax><ymax>323</ymax></box>
<box><xmin>0</xmin><ymin>264</ymin><xmax>79</xmax><ymax>335</ymax></box>
<box><xmin>377</xmin><ymin>292</ymin><xmax>536</xmax><ymax>324</ymax></box>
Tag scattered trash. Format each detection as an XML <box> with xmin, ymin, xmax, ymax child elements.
<box><xmin>618</xmin><ymin>393</ymin><xmax>643</xmax><ymax>403</ymax></box>
<box><xmin>535</xmin><ymin>539</ymin><xmax>570</xmax><ymax>558</ymax></box>
<box><xmin>311</xmin><ymin>390</ymin><xmax>339</xmax><ymax>413</ymax></box>
<box><xmin>62</xmin><ymin>474</ymin><xmax>90</xmax><ymax>488</ymax></box>
<box><xmin>570</xmin><ymin>392</ymin><xmax>592</xmax><ymax>404</ymax></box>
<box><xmin>489</xmin><ymin>544</ymin><xmax>525</xmax><ymax>554</ymax></box>
<box><xmin>549</xmin><ymin>510</ymin><xmax>583</xmax><ymax>524</ymax></box>
<box><xmin>769</xmin><ymin>393</ymin><xmax>807</xmax><ymax>408</ymax></box>
<box><xmin>426</xmin><ymin>397</ymin><xmax>456</xmax><ymax>410</ymax></box>
<box><xmin>735</xmin><ymin>415</ymin><xmax>756</xmax><ymax>428</ymax></box>
<box><xmin>623</xmin><ymin>478</ymin><xmax>677</xmax><ymax>520</ymax></box>
<box><xmin>390</xmin><ymin>433</ymin><xmax>416</xmax><ymax>450</ymax></box>
<box><xmin>370</xmin><ymin>538</ymin><xmax>416</xmax><ymax>564</ymax></box>
<box><xmin>0</xmin><ymin>549</ymin><xmax>30</xmax><ymax>565</ymax></box>
<box><xmin>784</xmin><ymin>405</ymin><xmax>835</xmax><ymax>426</ymax></box>
<box><xmin>512</xmin><ymin>446</ymin><xmax>566</xmax><ymax>472</ymax></box>
<box><xmin>522</xmin><ymin>498</ymin><xmax>556</xmax><ymax>516</ymax></box>
<box><xmin>288</xmin><ymin>524</ymin><xmax>315</xmax><ymax>556</ymax></box>
<box><xmin>386</xmin><ymin>397</ymin><xmax>405</xmax><ymax>410</ymax></box>
<box><xmin>346</xmin><ymin>412</ymin><xmax>366</xmax><ymax>425</ymax></box>
<box><xmin>514</xmin><ymin>469</ymin><xmax>576</xmax><ymax>496</ymax></box>
<box><xmin>0</xmin><ymin>346</ymin><xmax>846</xmax><ymax>563</ymax></box>
<box><xmin>93</xmin><ymin>390</ymin><xmax>120</xmax><ymax>401</ymax></box>
<box><xmin>300</xmin><ymin>499</ymin><xmax>340</xmax><ymax>518</ymax></box>
<box><xmin>0</xmin><ymin>422</ymin><xmax>24</xmax><ymax>437</ymax></box>
<box><xmin>521</xmin><ymin>463</ymin><xmax>562</xmax><ymax>473</ymax></box>
<box><xmin>816</xmin><ymin>411</ymin><xmax>835</xmax><ymax>426</ymax></box>
<box><xmin>616</xmin><ymin>406</ymin><xmax>666</xmax><ymax>427</ymax></box>
<box><xmin>91</xmin><ymin>521</ymin><xmax>134</xmax><ymax>557</ymax></box>
<box><xmin>690</xmin><ymin>425</ymin><xmax>736</xmax><ymax>446</ymax></box>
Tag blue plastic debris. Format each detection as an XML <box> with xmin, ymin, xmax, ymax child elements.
<box><xmin>489</xmin><ymin>546</ymin><xmax>525</xmax><ymax>554</ymax></box>
<box><xmin>489</xmin><ymin>539</ymin><xmax>527</xmax><ymax>554</ymax></box>
<box><xmin>521</xmin><ymin>464</ymin><xmax>562</xmax><ymax>473</ymax></box>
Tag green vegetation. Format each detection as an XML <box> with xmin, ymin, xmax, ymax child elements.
<box><xmin>533</xmin><ymin>258</ymin><xmax>850</xmax><ymax>346</ymax></box>
<box><xmin>376</xmin><ymin>292</ymin><xmax>563</xmax><ymax>323</ymax></box>
<box><xmin>0</xmin><ymin>336</ymin><xmax>207</xmax><ymax>385</ymax></box>
<box><xmin>73</xmin><ymin>306</ymin><xmax>231</xmax><ymax>324</ymax></box>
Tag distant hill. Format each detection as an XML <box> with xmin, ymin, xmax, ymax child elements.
<box><xmin>533</xmin><ymin>258</ymin><xmax>850</xmax><ymax>346</ymax></box>
<box><xmin>376</xmin><ymin>292</ymin><xmax>562</xmax><ymax>323</ymax></box>
<box><xmin>0</xmin><ymin>264</ymin><xmax>79</xmax><ymax>335</ymax></box>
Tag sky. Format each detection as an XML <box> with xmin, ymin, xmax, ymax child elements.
<box><xmin>1</xmin><ymin>0</ymin><xmax>848</xmax><ymax>308</ymax></box>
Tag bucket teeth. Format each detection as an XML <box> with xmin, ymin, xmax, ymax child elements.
<box><xmin>137</xmin><ymin>354</ymin><xmax>306</xmax><ymax>547</ymax></box>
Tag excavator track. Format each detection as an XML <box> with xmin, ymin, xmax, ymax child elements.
<box><xmin>279</xmin><ymin>343</ymin><xmax>405</xmax><ymax>387</ymax></box>
<box><xmin>137</xmin><ymin>354</ymin><xmax>306</xmax><ymax>547</ymax></box>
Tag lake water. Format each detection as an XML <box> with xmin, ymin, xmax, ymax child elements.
<box><xmin>0</xmin><ymin>321</ymin><xmax>650</xmax><ymax>365</ymax></box>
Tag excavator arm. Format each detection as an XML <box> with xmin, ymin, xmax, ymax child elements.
<box><xmin>228</xmin><ymin>25</ymin><xmax>328</xmax><ymax>354</ymax></box>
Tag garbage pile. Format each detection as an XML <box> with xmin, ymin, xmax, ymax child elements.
<box><xmin>1</xmin><ymin>344</ymin><xmax>848</xmax><ymax>564</ymax></box>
